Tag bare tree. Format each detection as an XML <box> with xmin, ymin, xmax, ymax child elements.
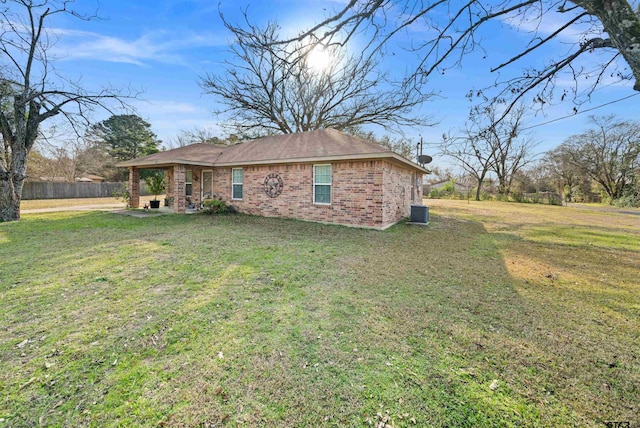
<box><xmin>481</xmin><ymin>106</ymin><xmax>537</xmax><ymax>197</ymax></box>
<box><xmin>543</xmin><ymin>143</ymin><xmax>593</xmax><ymax>200</ymax></box>
<box><xmin>523</xmin><ymin>160</ymin><xmax>564</xmax><ymax>193</ymax></box>
<box><xmin>201</xmin><ymin>18</ymin><xmax>432</xmax><ymax>136</ymax></box>
<box><xmin>280</xmin><ymin>1</ymin><xmax>640</xmax><ymax>117</ymax></box>
<box><xmin>442</xmin><ymin>104</ymin><xmax>535</xmax><ymax>200</ymax></box>
<box><xmin>563</xmin><ymin>115</ymin><xmax>640</xmax><ymax>201</ymax></box>
<box><xmin>426</xmin><ymin>166</ymin><xmax>456</xmax><ymax>184</ymax></box>
<box><xmin>344</xmin><ymin>127</ymin><xmax>417</xmax><ymax>159</ymax></box>
<box><xmin>168</xmin><ymin>127</ymin><xmax>241</xmax><ymax>148</ymax></box>
<box><xmin>31</xmin><ymin>133</ymin><xmax>121</xmax><ymax>181</ymax></box>
<box><xmin>39</xmin><ymin>144</ymin><xmax>77</xmax><ymax>181</ymax></box>
<box><xmin>0</xmin><ymin>0</ymin><xmax>132</xmax><ymax>221</ymax></box>
<box><xmin>441</xmin><ymin>127</ymin><xmax>496</xmax><ymax>201</ymax></box>
<box><xmin>74</xmin><ymin>140</ymin><xmax>116</xmax><ymax>180</ymax></box>
<box><xmin>25</xmin><ymin>147</ymin><xmax>50</xmax><ymax>181</ymax></box>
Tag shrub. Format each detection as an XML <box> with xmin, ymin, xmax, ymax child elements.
<box><xmin>429</xmin><ymin>189</ymin><xmax>441</xmax><ymax>199</ymax></box>
<box><xmin>479</xmin><ymin>191</ymin><xmax>494</xmax><ymax>201</ymax></box>
<box><xmin>513</xmin><ymin>192</ymin><xmax>564</xmax><ymax>205</ymax></box>
<box><xmin>202</xmin><ymin>199</ymin><xmax>235</xmax><ymax>215</ymax></box>
<box><xmin>112</xmin><ymin>188</ymin><xmax>130</xmax><ymax>207</ymax></box>
<box><xmin>428</xmin><ymin>187</ymin><xmax>466</xmax><ymax>200</ymax></box>
<box><xmin>613</xmin><ymin>194</ymin><xmax>640</xmax><ymax>208</ymax></box>
<box><xmin>549</xmin><ymin>194</ymin><xmax>563</xmax><ymax>206</ymax></box>
<box><xmin>512</xmin><ymin>192</ymin><xmax>525</xmax><ymax>203</ymax></box>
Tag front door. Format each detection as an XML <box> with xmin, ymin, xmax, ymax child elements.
<box><xmin>202</xmin><ymin>170</ymin><xmax>213</xmax><ymax>200</ymax></box>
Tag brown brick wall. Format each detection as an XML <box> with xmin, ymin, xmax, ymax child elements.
<box><xmin>166</xmin><ymin>167</ymin><xmax>209</xmax><ymax>209</ymax></box>
<box><xmin>382</xmin><ymin>162</ymin><xmax>422</xmax><ymax>226</ymax></box>
<box><xmin>138</xmin><ymin>160</ymin><xmax>420</xmax><ymax>227</ymax></box>
<box><xmin>173</xmin><ymin>165</ymin><xmax>186</xmax><ymax>213</ymax></box>
<box><xmin>210</xmin><ymin>160</ymin><xmax>421</xmax><ymax>229</ymax></box>
<box><xmin>128</xmin><ymin>167</ymin><xmax>140</xmax><ymax>208</ymax></box>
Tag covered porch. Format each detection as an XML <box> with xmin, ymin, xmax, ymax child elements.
<box><xmin>117</xmin><ymin>143</ymin><xmax>225</xmax><ymax>214</ymax></box>
<box><xmin>127</xmin><ymin>164</ymin><xmax>216</xmax><ymax>213</ymax></box>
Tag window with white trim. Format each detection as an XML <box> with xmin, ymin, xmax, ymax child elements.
<box><xmin>186</xmin><ymin>170</ymin><xmax>193</xmax><ymax>197</ymax></box>
<box><xmin>313</xmin><ymin>164</ymin><xmax>331</xmax><ymax>204</ymax></box>
<box><xmin>232</xmin><ymin>168</ymin><xmax>243</xmax><ymax>200</ymax></box>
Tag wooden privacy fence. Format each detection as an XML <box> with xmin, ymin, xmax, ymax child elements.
<box><xmin>22</xmin><ymin>182</ymin><xmax>149</xmax><ymax>200</ymax></box>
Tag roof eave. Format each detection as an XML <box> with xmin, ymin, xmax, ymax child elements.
<box><xmin>388</xmin><ymin>153</ymin><xmax>430</xmax><ymax>174</ymax></box>
<box><xmin>214</xmin><ymin>152</ymin><xmax>429</xmax><ymax>173</ymax></box>
<box><xmin>116</xmin><ymin>159</ymin><xmax>215</xmax><ymax>168</ymax></box>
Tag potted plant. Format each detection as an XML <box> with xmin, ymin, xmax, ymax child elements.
<box><xmin>145</xmin><ymin>175</ymin><xmax>165</xmax><ymax>209</ymax></box>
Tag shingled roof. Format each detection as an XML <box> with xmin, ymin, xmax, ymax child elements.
<box><xmin>117</xmin><ymin>128</ymin><xmax>427</xmax><ymax>172</ymax></box>
<box><xmin>116</xmin><ymin>143</ymin><xmax>225</xmax><ymax>168</ymax></box>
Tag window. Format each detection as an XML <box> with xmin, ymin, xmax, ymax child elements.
<box><xmin>313</xmin><ymin>164</ymin><xmax>331</xmax><ymax>204</ymax></box>
<box><xmin>232</xmin><ymin>168</ymin><xmax>243</xmax><ymax>200</ymax></box>
<box><xmin>186</xmin><ymin>170</ymin><xmax>193</xmax><ymax>197</ymax></box>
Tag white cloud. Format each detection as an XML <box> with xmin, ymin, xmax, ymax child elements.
<box><xmin>50</xmin><ymin>27</ymin><xmax>227</xmax><ymax>66</ymax></box>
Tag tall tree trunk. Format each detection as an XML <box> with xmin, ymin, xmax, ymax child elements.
<box><xmin>0</xmin><ymin>146</ymin><xmax>28</xmax><ymax>222</ymax></box>
<box><xmin>0</xmin><ymin>174</ymin><xmax>21</xmax><ymax>221</ymax></box>
<box><xmin>572</xmin><ymin>0</ymin><xmax>640</xmax><ymax>91</ymax></box>
<box><xmin>475</xmin><ymin>171</ymin><xmax>487</xmax><ymax>201</ymax></box>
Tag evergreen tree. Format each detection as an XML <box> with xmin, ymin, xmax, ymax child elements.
<box><xmin>88</xmin><ymin>115</ymin><xmax>161</xmax><ymax>162</ymax></box>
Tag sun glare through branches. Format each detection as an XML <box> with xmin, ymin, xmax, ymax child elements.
<box><xmin>304</xmin><ymin>45</ymin><xmax>334</xmax><ymax>74</ymax></box>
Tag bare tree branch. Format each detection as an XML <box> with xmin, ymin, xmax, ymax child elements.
<box><xmin>0</xmin><ymin>0</ymin><xmax>136</xmax><ymax>221</ymax></box>
<box><xmin>201</xmin><ymin>19</ymin><xmax>434</xmax><ymax>136</ymax></box>
<box><xmin>441</xmin><ymin>103</ymin><xmax>536</xmax><ymax>199</ymax></box>
<box><xmin>278</xmin><ymin>1</ymin><xmax>640</xmax><ymax>118</ymax></box>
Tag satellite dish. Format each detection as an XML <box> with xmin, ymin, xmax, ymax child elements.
<box><xmin>418</xmin><ymin>155</ymin><xmax>433</xmax><ymax>165</ymax></box>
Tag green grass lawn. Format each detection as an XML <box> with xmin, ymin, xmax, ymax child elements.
<box><xmin>1</xmin><ymin>201</ymin><xmax>638</xmax><ymax>427</ymax></box>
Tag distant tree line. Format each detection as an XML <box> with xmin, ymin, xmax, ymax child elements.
<box><xmin>437</xmin><ymin>115</ymin><xmax>640</xmax><ymax>207</ymax></box>
<box><xmin>543</xmin><ymin>116</ymin><xmax>640</xmax><ymax>206</ymax></box>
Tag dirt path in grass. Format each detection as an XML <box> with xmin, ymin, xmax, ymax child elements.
<box><xmin>21</xmin><ymin>203</ymin><xmax>126</xmax><ymax>214</ymax></box>
<box><xmin>20</xmin><ymin>196</ymin><xmax>162</xmax><ymax>214</ymax></box>
<box><xmin>565</xmin><ymin>203</ymin><xmax>640</xmax><ymax>216</ymax></box>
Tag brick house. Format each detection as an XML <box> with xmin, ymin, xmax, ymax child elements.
<box><xmin>117</xmin><ymin>129</ymin><xmax>427</xmax><ymax>229</ymax></box>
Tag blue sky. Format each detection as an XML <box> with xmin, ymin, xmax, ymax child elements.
<box><xmin>34</xmin><ymin>0</ymin><xmax>640</xmax><ymax>172</ymax></box>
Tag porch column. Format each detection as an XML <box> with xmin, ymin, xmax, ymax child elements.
<box><xmin>129</xmin><ymin>167</ymin><xmax>140</xmax><ymax>208</ymax></box>
<box><xmin>174</xmin><ymin>164</ymin><xmax>186</xmax><ymax>213</ymax></box>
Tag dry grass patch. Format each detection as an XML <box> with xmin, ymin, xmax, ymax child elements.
<box><xmin>20</xmin><ymin>196</ymin><xmax>164</xmax><ymax>211</ymax></box>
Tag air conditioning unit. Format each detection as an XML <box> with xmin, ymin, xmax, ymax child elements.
<box><xmin>410</xmin><ymin>205</ymin><xmax>429</xmax><ymax>224</ymax></box>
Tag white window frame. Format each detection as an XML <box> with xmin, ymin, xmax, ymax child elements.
<box><xmin>231</xmin><ymin>168</ymin><xmax>243</xmax><ymax>200</ymax></box>
<box><xmin>313</xmin><ymin>164</ymin><xmax>332</xmax><ymax>205</ymax></box>
<box><xmin>185</xmin><ymin>170</ymin><xmax>193</xmax><ymax>197</ymax></box>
